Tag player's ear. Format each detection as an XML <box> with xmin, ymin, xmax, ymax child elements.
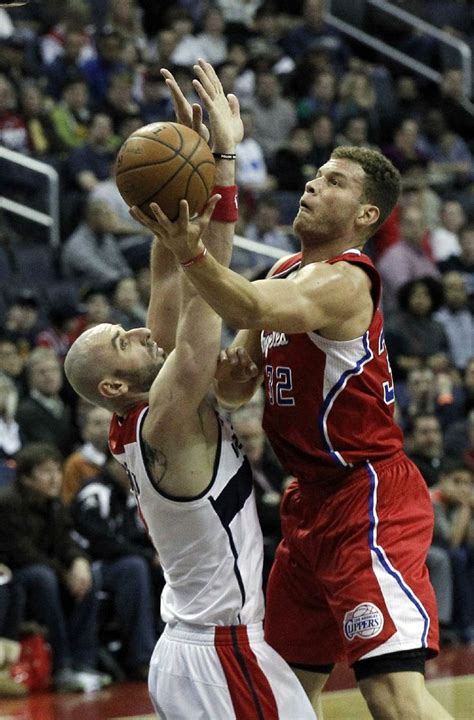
<box><xmin>98</xmin><ymin>378</ymin><xmax>128</xmax><ymax>399</ymax></box>
<box><xmin>356</xmin><ymin>203</ymin><xmax>379</xmax><ymax>230</ymax></box>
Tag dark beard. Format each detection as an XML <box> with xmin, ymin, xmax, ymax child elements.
<box><xmin>114</xmin><ymin>363</ymin><xmax>161</xmax><ymax>392</ymax></box>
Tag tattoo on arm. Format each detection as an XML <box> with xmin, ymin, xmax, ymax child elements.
<box><xmin>142</xmin><ymin>439</ymin><xmax>168</xmax><ymax>486</ymax></box>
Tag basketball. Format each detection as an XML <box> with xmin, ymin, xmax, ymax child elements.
<box><xmin>115</xmin><ymin>122</ymin><xmax>215</xmax><ymax>221</ymax></box>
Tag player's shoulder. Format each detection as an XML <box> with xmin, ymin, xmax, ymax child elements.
<box><xmin>267</xmin><ymin>252</ymin><xmax>302</xmax><ymax>278</ymax></box>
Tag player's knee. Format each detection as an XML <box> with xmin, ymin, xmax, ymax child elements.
<box><xmin>358</xmin><ymin>674</ymin><xmax>425</xmax><ymax>719</ymax></box>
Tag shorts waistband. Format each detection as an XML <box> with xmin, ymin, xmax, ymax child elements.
<box><xmin>298</xmin><ymin>450</ymin><xmax>408</xmax><ymax>498</ymax></box>
<box><xmin>164</xmin><ymin>621</ymin><xmax>264</xmax><ymax>646</ymax></box>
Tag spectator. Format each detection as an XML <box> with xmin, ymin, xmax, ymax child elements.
<box><xmin>62</xmin><ymin>198</ymin><xmax>132</xmax><ymax>288</ymax></box>
<box><xmin>0</xmin><ymin>335</ymin><xmax>25</xmax><ymax>396</ymax></box>
<box><xmin>71</xmin><ymin>288</ymin><xmax>114</xmax><ymax>339</ymax></box>
<box><xmin>18</xmin><ymin>82</ymin><xmax>63</xmax><ymax>161</ymax></box>
<box><xmin>426</xmin><ymin>544</ymin><xmax>454</xmax><ymax>647</ymax></box>
<box><xmin>335</xmin><ymin>70</ymin><xmax>380</xmax><ymax>143</ymax></box>
<box><xmin>406</xmin><ymin>413</ymin><xmax>444</xmax><ymax>488</ymax></box>
<box><xmin>215</xmin><ymin>0</ymin><xmax>263</xmax><ymax>29</ymax></box>
<box><xmin>245</xmin><ymin>71</ymin><xmax>297</xmax><ymax>163</ymax></box>
<box><xmin>423</xmin><ymin>110</ymin><xmax>474</xmax><ymax>191</ymax></box>
<box><xmin>99</xmin><ymin>72</ymin><xmax>140</xmax><ymax>134</ymax></box>
<box><xmin>377</xmin><ymin>206</ymin><xmax>441</xmax><ymax>314</ymax></box>
<box><xmin>45</xmin><ymin>29</ymin><xmax>87</xmax><ymax>99</ymax></box>
<box><xmin>39</xmin><ymin>1</ymin><xmax>95</xmax><ymax>68</ymax></box>
<box><xmin>227</xmin><ymin>42</ymin><xmax>255</xmax><ymax>105</ymax></box>
<box><xmin>49</xmin><ymin>75</ymin><xmax>91</xmax><ymax>153</ymax></box>
<box><xmin>66</xmin><ymin>112</ymin><xmax>117</xmax><ymax>193</ymax></box>
<box><xmin>4</xmin><ymin>290</ymin><xmax>42</xmax><ymax>357</ymax></box>
<box><xmin>35</xmin><ymin>300</ymin><xmax>85</xmax><ymax>362</ymax></box>
<box><xmin>281</xmin><ymin>0</ymin><xmax>348</xmax><ymax>71</ymax></box>
<box><xmin>138</xmin><ymin>64</ymin><xmax>174</xmax><ymax>124</ymax></box>
<box><xmin>384</xmin><ymin>277</ymin><xmax>448</xmax><ymax>380</ymax></box>
<box><xmin>168</xmin><ymin>9</ymin><xmax>201</xmax><ymax>67</ymax></box>
<box><xmin>396</xmin><ymin>364</ymin><xmax>463</xmax><ymax>433</ymax></box>
<box><xmin>459</xmin><ymin>358</ymin><xmax>474</xmax><ymax>416</ymax></box>
<box><xmin>392</xmin><ymin>75</ymin><xmax>429</xmax><ymax>128</ymax></box>
<box><xmin>273</xmin><ymin>125</ymin><xmax>315</xmax><ymax>192</ymax></box>
<box><xmin>444</xmin><ymin>409</ymin><xmax>474</xmax><ymax>472</ymax></box>
<box><xmin>439</xmin><ymin>224</ymin><xmax>474</xmax><ymax>304</ymax></box>
<box><xmin>434</xmin><ymin>272</ymin><xmax>474</xmax><ymax>370</ymax></box>
<box><xmin>439</xmin><ymin>68</ymin><xmax>474</xmax><ymax>145</ymax></box>
<box><xmin>296</xmin><ymin>69</ymin><xmax>338</xmax><ymax>123</ymax></box>
<box><xmin>71</xmin><ymin>459</ymin><xmax>160</xmax><ymax>681</ymax></box>
<box><xmin>431</xmin><ymin>459</ymin><xmax>474</xmax><ymax>643</ymax></box>
<box><xmin>110</xmin><ymin>277</ymin><xmax>147</xmax><ymax>330</ymax></box>
<box><xmin>16</xmin><ymin>348</ymin><xmax>77</xmax><ymax>457</ymax></box>
<box><xmin>80</xmin><ymin>28</ymin><xmax>127</xmax><ymax>108</ymax></box>
<box><xmin>384</xmin><ymin>118</ymin><xmax>429</xmax><ymax>176</ymax></box>
<box><xmin>0</xmin><ymin>443</ymin><xmax>109</xmax><ymax>692</ymax></box>
<box><xmin>430</xmin><ymin>200</ymin><xmax>464</xmax><ymax>262</ymax></box>
<box><xmin>335</xmin><ymin>114</ymin><xmax>379</xmax><ymax>151</ymax></box>
<box><xmin>194</xmin><ymin>6</ymin><xmax>228</xmax><ymax>66</ymax></box>
<box><xmin>0</xmin><ymin>373</ymin><xmax>21</xmax><ymax>464</ymax></box>
<box><xmin>235</xmin><ymin>108</ymin><xmax>272</xmax><ymax>194</ymax></box>
<box><xmin>0</xmin><ymin>73</ymin><xmax>29</xmax><ymax>154</ymax></box>
<box><xmin>103</xmin><ymin>0</ymin><xmax>147</xmax><ymax>53</ymax></box>
<box><xmin>62</xmin><ymin>405</ymin><xmax>111</xmax><ymax>505</ymax></box>
<box><xmin>232</xmin><ymin>196</ymin><xmax>297</xmax><ymax>273</ymax></box>
<box><xmin>306</xmin><ymin>112</ymin><xmax>335</xmax><ymax>169</ymax></box>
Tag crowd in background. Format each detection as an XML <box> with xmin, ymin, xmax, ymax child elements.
<box><xmin>0</xmin><ymin>0</ymin><xmax>474</xmax><ymax>693</ymax></box>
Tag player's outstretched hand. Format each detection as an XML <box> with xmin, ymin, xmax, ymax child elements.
<box><xmin>192</xmin><ymin>58</ymin><xmax>243</xmax><ymax>152</ymax></box>
<box><xmin>160</xmin><ymin>67</ymin><xmax>210</xmax><ymax>144</ymax></box>
<box><xmin>215</xmin><ymin>347</ymin><xmax>260</xmax><ymax>384</ymax></box>
<box><xmin>130</xmin><ymin>195</ymin><xmax>220</xmax><ymax>262</ymax></box>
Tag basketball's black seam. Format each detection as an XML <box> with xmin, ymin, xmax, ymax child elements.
<box><xmin>118</xmin><ymin>161</ymin><xmax>213</xmax><ymax>220</ymax></box>
<box><xmin>124</xmin><ymin>150</ymin><xmax>214</xmax><ymax>217</ymax></box>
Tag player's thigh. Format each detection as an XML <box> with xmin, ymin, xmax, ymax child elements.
<box><xmin>293</xmin><ymin>667</ymin><xmax>330</xmax><ymax>718</ymax></box>
<box><xmin>148</xmin><ymin>634</ymin><xmax>234</xmax><ymax>720</ymax></box>
<box><xmin>252</xmin><ymin>641</ymin><xmax>317</xmax><ymax>719</ymax></box>
<box><xmin>320</xmin><ymin>458</ymin><xmax>438</xmax><ymax>665</ymax></box>
<box><xmin>264</xmin><ymin>538</ymin><xmax>345</xmax><ymax>667</ymax></box>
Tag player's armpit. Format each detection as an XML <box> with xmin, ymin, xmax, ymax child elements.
<box><xmin>141</xmin><ymin>437</ymin><xmax>168</xmax><ymax>487</ymax></box>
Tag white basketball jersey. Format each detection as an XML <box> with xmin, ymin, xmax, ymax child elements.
<box><xmin>109</xmin><ymin>403</ymin><xmax>265</xmax><ymax>627</ymax></box>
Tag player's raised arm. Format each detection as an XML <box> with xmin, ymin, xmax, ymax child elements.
<box><xmin>139</xmin><ymin>61</ymin><xmax>243</xmax><ymax>433</ymax></box>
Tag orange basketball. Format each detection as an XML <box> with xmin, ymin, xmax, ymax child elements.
<box><xmin>115</xmin><ymin>122</ymin><xmax>215</xmax><ymax>221</ymax></box>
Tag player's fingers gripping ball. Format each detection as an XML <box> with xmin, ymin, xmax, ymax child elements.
<box><xmin>115</xmin><ymin>122</ymin><xmax>215</xmax><ymax>221</ymax></box>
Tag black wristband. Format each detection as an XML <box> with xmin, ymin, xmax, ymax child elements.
<box><xmin>212</xmin><ymin>152</ymin><xmax>236</xmax><ymax>160</ymax></box>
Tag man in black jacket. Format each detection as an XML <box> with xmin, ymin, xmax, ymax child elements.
<box><xmin>71</xmin><ymin>458</ymin><xmax>160</xmax><ymax>681</ymax></box>
<box><xmin>0</xmin><ymin>443</ymin><xmax>109</xmax><ymax>692</ymax></box>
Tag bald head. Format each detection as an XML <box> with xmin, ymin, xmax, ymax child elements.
<box><xmin>65</xmin><ymin>323</ymin><xmax>165</xmax><ymax>412</ymax></box>
<box><xmin>64</xmin><ymin>326</ymin><xmax>110</xmax><ymax>407</ymax></box>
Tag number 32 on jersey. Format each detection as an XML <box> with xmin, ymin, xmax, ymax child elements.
<box><xmin>265</xmin><ymin>365</ymin><xmax>295</xmax><ymax>406</ymax></box>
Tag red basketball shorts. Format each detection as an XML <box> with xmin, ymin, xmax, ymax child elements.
<box><xmin>264</xmin><ymin>451</ymin><xmax>439</xmax><ymax>667</ymax></box>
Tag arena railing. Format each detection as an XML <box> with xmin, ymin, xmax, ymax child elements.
<box><xmin>326</xmin><ymin>0</ymin><xmax>472</xmax><ymax>98</ymax></box>
<box><xmin>233</xmin><ymin>234</ymin><xmax>286</xmax><ymax>262</ymax></box>
<box><xmin>0</xmin><ymin>146</ymin><xmax>60</xmax><ymax>248</ymax></box>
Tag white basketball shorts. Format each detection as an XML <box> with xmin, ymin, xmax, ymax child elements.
<box><xmin>148</xmin><ymin>621</ymin><xmax>316</xmax><ymax>719</ymax></box>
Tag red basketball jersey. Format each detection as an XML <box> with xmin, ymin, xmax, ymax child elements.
<box><xmin>261</xmin><ymin>249</ymin><xmax>403</xmax><ymax>483</ymax></box>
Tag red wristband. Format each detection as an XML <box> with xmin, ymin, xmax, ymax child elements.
<box><xmin>211</xmin><ymin>185</ymin><xmax>239</xmax><ymax>223</ymax></box>
<box><xmin>180</xmin><ymin>246</ymin><xmax>208</xmax><ymax>268</ymax></box>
